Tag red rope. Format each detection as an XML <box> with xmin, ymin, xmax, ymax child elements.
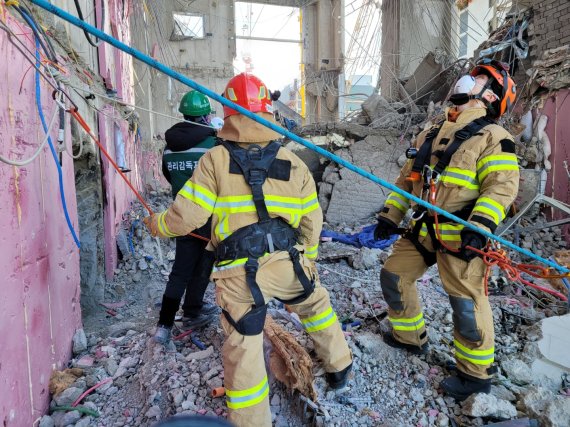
<box><xmin>467</xmin><ymin>245</ymin><xmax>568</xmax><ymax>302</ymax></box>
<box><xmin>429</xmin><ymin>178</ymin><xmax>567</xmax><ymax>302</ymax></box>
<box><xmin>68</xmin><ymin>108</ymin><xmax>209</xmax><ymax>243</ymax></box>
<box><xmin>71</xmin><ymin>378</ymin><xmax>112</xmax><ymax>407</ymax></box>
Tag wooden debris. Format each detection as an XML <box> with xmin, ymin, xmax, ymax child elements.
<box><xmin>264</xmin><ymin>315</ymin><xmax>317</xmax><ymax>401</ymax></box>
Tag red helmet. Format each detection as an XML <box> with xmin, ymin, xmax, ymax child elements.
<box><xmin>470</xmin><ymin>59</ymin><xmax>516</xmax><ymax>118</ymax></box>
<box><xmin>222</xmin><ymin>73</ymin><xmax>274</xmax><ymax>118</ymax></box>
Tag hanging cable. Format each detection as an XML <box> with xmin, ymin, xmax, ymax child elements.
<box><xmin>26</xmin><ymin>0</ymin><xmax>570</xmax><ymax>274</ymax></box>
<box><xmin>65</xmin><ymin>107</ymin><xmax>209</xmax><ymax>243</ymax></box>
<box><xmin>0</xmin><ymin>106</ymin><xmax>58</xmax><ymax>166</ymax></box>
<box><xmin>72</xmin><ymin>0</ymin><xmax>102</xmax><ymax>47</ymax></box>
<box><xmin>34</xmin><ymin>38</ymin><xmax>81</xmax><ymax>248</ymax></box>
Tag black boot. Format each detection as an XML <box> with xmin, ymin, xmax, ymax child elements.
<box><xmin>440</xmin><ymin>373</ymin><xmax>491</xmax><ymax>401</ymax></box>
<box><xmin>382</xmin><ymin>331</ymin><xmax>429</xmax><ymax>355</ymax></box>
<box><xmin>326</xmin><ymin>362</ymin><xmax>352</xmax><ymax>390</ymax></box>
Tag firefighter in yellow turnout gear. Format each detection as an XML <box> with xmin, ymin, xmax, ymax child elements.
<box><xmin>374</xmin><ymin>60</ymin><xmax>519</xmax><ymax>401</ymax></box>
<box><xmin>145</xmin><ymin>73</ymin><xmax>352</xmax><ymax>426</ymax></box>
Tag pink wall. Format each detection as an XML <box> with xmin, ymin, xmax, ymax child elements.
<box><xmin>96</xmin><ymin>0</ymin><xmax>143</xmax><ymax>279</ymax></box>
<box><xmin>0</xmin><ymin>16</ymin><xmax>81</xmax><ymax>426</ymax></box>
<box><xmin>540</xmin><ymin>89</ymin><xmax>570</xmax><ymax>240</ymax></box>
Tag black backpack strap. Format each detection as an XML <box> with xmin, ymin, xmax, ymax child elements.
<box><xmin>221</xmin><ymin>140</ymin><xmax>282</xmax><ymax>223</ymax></box>
<box><xmin>433</xmin><ymin>117</ymin><xmax>493</xmax><ymax>175</ymax></box>
<box><xmin>411</xmin><ymin>122</ymin><xmax>443</xmax><ymax>175</ymax></box>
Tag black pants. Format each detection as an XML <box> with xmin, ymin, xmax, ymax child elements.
<box><xmin>158</xmin><ymin>235</ymin><xmax>215</xmax><ymax>327</ymax></box>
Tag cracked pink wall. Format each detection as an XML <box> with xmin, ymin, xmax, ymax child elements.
<box><xmin>0</xmin><ymin>16</ymin><xmax>81</xmax><ymax>427</ymax></box>
<box><xmin>541</xmin><ymin>89</ymin><xmax>570</xmax><ymax>241</ymax></box>
<box><xmin>0</xmin><ymin>0</ymin><xmax>142</xmax><ymax>423</ymax></box>
<box><xmin>97</xmin><ymin>0</ymin><xmax>143</xmax><ymax>279</ymax></box>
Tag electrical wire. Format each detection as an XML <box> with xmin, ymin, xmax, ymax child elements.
<box><xmin>67</xmin><ymin>82</ymin><xmax>219</xmax><ymax>130</ymax></box>
<box><xmin>0</xmin><ymin>106</ymin><xmax>58</xmax><ymax>166</ymax></box>
<box><xmin>73</xmin><ymin>0</ymin><xmax>102</xmax><ymax>47</ymax></box>
<box><xmin>33</xmin><ymin>38</ymin><xmax>81</xmax><ymax>248</ymax></box>
<box><xmin>28</xmin><ymin>0</ymin><xmax>570</xmax><ymax>274</ymax></box>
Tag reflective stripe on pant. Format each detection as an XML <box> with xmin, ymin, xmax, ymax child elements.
<box><xmin>381</xmin><ymin>237</ymin><xmax>494</xmax><ymax>380</ymax></box>
<box><xmin>436</xmin><ymin>252</ymin><xmax>494</xmax><ymax>379</ymax></box>
<box><xmin>381</xmin><ymin>238</ymin><xmax>429</xmax><ymax>347</ymax></box>
<box><xmin>216</xmin><ymin>252</ymin><xmax>352</xmax><ymax>427</ymax></box>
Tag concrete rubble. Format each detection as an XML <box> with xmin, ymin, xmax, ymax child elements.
<box><xmin>37</xmin><ymin>190</ymin><xmax>569</xmax><ymax>427</ymax></box>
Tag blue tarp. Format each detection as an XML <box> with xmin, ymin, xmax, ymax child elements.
<box><xmin>321</xmin><ymin>224</ymin><xmax>398</xmax><ymax>249</ymax></box>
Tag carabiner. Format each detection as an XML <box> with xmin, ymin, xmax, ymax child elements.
<box><xmin>411</xmin><ymin>208</ymin><xmax>426</xmax><ymax>221</ymax></box>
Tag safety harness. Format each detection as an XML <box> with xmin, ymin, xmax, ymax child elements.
<box><xmin>403</xmin><ymin>117</ymin><xmax>494</xmax><ymax>266</ymax></box>
<box><xmin>215</xmin><ymin>140</ymin><xmax>315</xmax><ymax>335</ymax></box>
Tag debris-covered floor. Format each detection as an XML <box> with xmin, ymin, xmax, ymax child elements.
<box><xmin>38</xmin><ymin>191</ymin><xmax>570</xmax><ymax>427</ymax></box>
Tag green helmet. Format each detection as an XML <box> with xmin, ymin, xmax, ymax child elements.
<box><xmin>179</xmin><ymin>91</ymin><xmax>211</xmax><ymax>116</ymax></box>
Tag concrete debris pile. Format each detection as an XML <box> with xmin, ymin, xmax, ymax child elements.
<box><xmin>502</xmin><ymin>214</ymin><xmax>569</xmax><ymax>256</ymax></box>
<box><xmin>402</xmin><ymin>51</ymin><xmax>460</xmax><ymax>108</ymax></box>
<box><xmin>529</xmin><ymin>45</ymin><xmax>570</xmax><ymax>92</ymax></box>
<box><xmin>317</xmin><ymin>133</ymin><xmax>406</xmax><ymax>225</ymax></box>
<box><xmin>40</xmin><ymin>191</ymin><xmax>569</xmax><ymax>427</ymax></box>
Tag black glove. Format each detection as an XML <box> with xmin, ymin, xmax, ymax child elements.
<box><xmin>374</xmin><ymin>217</ymin><xmax>399</xmax><ymax>240</ymax></box>
<box><xmin>460</xmin><ymin>229</ymin><xmax>487</xmax><ymax>261</ymax></box>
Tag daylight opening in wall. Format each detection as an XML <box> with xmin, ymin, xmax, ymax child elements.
<box><xmin>172</xmin><ymin>13</ymin><xmax>205</xmax><ymax>40</ymax></box>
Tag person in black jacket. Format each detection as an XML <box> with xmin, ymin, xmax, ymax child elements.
<box><xmin>154</xmin><ymin>91</ymin><xmax>219</xmax><ymax>347</ymax></box>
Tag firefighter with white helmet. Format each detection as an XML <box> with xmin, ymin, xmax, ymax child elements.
<box><xmin>374</xmin><ymin>60</ymin><xmax>519</xmax><ymax>401</ymax></box>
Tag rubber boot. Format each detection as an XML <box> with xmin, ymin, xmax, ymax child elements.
<box><xmin>382</xmin><ymin>331</ymin><xmax>429</xmax><ymax>355</ymax></box>
<box><xmin>440</xmin><ymin>374</ymin><xmax>491</xmax><ymax>401</ymax></box>
<box><xmin>326</xmin><ymin>362</ymin><xmax>352</xmax><ymax>390</ymax></box>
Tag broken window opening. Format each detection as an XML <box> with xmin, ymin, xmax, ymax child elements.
<box><xmin>171</xmin><ymin>13</ymin><xmax>205</xmax><ymax>40</ymax></box>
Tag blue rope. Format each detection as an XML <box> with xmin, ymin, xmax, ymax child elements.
<box><xmin>33</xmin><ymin>37</ymin><xmax>81</xmax><ymax>248</ymax></box>
<box><xmin>27</xmin><ymin>0</ymin><xmax>569</xmax><ymax>274</ymax></box>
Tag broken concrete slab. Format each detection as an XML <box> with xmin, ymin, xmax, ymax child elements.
<box><xmin>517</xmin><ymin>314</ymin><xmax>570</xmax><ymax>390</ymax></box>
<box><xmin>403</xmin><ymin>52</ymin><xmax>454</xmax><ymax>106</ymax></box>
<box><xmin>502</xmin><ymin>358</ymin><xmax>533</xmax><ymax>384</ymax></box>
<box><xmin>355</xmin><ymin>332</ymin><xmax>399</xmax><ymax>364</ymax></box>
<box><xmin>73</xmin><ymin>329</ymin><xmax>88</xmax><ymax>355</ymax></box>
<box><xmin>323</xmin><ymin>134</ymin><xmax>405</xmax><ymax>224</ymax></box>
<box><xmin>520</xmin><ymin>386</ymin><xmax>570</xmax><ymax>427</ymax></box>
<box><xmin>461</xmin><ymin>393</ymin><xmax>517</xmax><ymax>419</ymax></box>
<box><xmin>536</xmin><ymin>313</ymin><xmax>570</xmax><ymax>370</ymax></box>
<box><xmin>361</xmin><ymin>94</ymin><xmax>405</xmax><ymax>129</ymax></box>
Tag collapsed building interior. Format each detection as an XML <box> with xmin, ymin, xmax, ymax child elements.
<box><xmin>1</xmin><ymin>0</ymin><xmax>570</xmax><ymax>426</ymax></box>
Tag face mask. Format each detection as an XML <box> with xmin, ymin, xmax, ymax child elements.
<box><xmin>450</xmin><ymin>75</ymin><xmax>476</xmax><ymax>105</ymax></box>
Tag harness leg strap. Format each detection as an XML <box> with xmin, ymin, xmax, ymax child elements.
<box><xmin>222</xmin><ymin>257</ymin><xmax>269</xmax><ymax>336</ymax></box>
<box><xmin>276</xmin><ymin>247</ymin><xmax>315</xmax><ymax>305</ymax></box>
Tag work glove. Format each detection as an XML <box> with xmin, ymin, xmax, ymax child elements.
<box><xmin>374</xmin><ymin>216</ymin><xmax>400</xmax><ymax>241</ymax></box>
<box><xmin>460</xmin><ymin>229</ymin><xmax>487</xmax><ymax>261</ymax></box>
<box><xmin>143</xmin><ymin>214</ymin><xmax>160</xmax><ymax>238</ymax></box>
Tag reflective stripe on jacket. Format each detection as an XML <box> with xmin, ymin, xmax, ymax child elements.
<box><xmin>380</xmin><ymin>107</ymin><xmax>519</xmax><ymax>243</ymax></box>
<box><xmin>150</xmin><ymin>141</ymin><xmax>322</xmax><ymax>278</ymax></box>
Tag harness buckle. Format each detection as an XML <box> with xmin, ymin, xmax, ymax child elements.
<box><xmin>423</xmin><ymin>164</ymin><xmax>440</xmax><ymax>185</ymax></box>
<box><xmin>248</xmin><ymin>168</ymin><xmax>267</xmax><ymax>185</ymax></box>
<box><xmin>454</xmin><ymin>129</ymin><xmax>471</xmax><ymax>140</ymax></box>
